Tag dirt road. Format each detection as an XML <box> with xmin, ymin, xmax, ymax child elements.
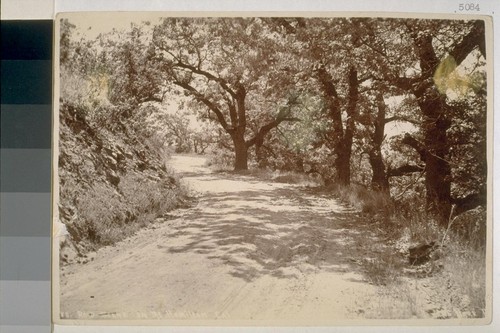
<box><xmin>59</xmin><ymin>155</ymin><xmax>381</xmax><ymax>323</ymax></box>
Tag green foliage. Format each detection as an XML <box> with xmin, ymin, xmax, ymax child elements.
<box><xmin>74</xmin><ymin>182</ymin><xmax>128</xmax><ymax>246</ymax></box>
<box><xmin>434</xmin><ymin>55</ymin><xmax>486</xmax><ymax>97</ymax></box>
<box><xmin>59</xmin><ymin>18</ymin><xmax>76</xmax><ymax>65</ymax></box>
<box><xmin>119</xmin><ymin>172</ymin><xmax>184</xmax><ymax>217</ymax></box>
<box><xmin>60</xmin><ymin>68</ymin><xmax>112</xmax><ymax>119</ymax></box>
<box><xmin>278</xmin><ymin>92</ymin><xmax>324</xmax><ymax>152</ymax></box>
<box><xmin>142</xmin><ymin>105</ymin><xmax>196</xmax><ymax>153</ymax></box>
<box><xmin>107</xmin><ymin>26</ymin><xmax>164</xmax><ymax>105</ymax></box>
<box><xmin>58</xmin><ymin>52</ymin><xmax>188</xmax><ymax>252</ymax></box>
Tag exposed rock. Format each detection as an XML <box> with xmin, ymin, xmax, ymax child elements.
<box><xmin>106</xmin><ymin>171</ymin><xmax>120</xmax><ymax>186</ymax></box>
<box><xmin>58</xmin><ymin>101</ymin><xmax>183</xmax><ymax>264</ymax></box>
<box><xmin>408</xmin><ymin>241</ymin><xmax>439</xmax><ymax>266</ymax></box>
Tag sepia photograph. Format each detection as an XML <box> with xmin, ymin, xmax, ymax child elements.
<box><xmin>52</xmin><ymin>12</ymin><xmax>492</xmax><ymax>325</ymax></box>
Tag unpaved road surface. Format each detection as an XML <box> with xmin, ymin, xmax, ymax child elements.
<box><xmin>59</xmin><ymin>155</ymin><xmax>382</xmax><ymax>323</ymax></box>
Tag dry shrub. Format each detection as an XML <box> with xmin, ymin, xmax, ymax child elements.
<box><xmin>333</xmin><ymin>184</ymin><xmax>487</xmax><ymax>318</ymax></box>
<box><xmin>73</xmin><ymin>182</ymin><xmax>127</xmax><ymax>246</ymax></box>
<box><xmin>385</xmin><ymin>209</ymin><xmax>487</xmax><ymax>318</ymax></box>
<box><xmin>399</xmin><ymin>211</ymin><xmax>442</xmax><ymax>244</ymax></box>
<box><xmin>119</xmin><ymin>172</ymin><xmax>183</xmax><ymax>217</ymax></box>
<box><xmin>362</xmin><ymin>254</ymin><xmax>405</xmax><ymax>286</ymax></box>
<box><xmin>329</xmin><ymin>184</ymin><xmax>393</xmax><ymax>216</ymax></box>
<box><xmin>65</xmin><ymin>171</ymin><xmax>187</xmax><ymax>248</ymax></box>
<box><xmin>437</xmin><ymin>206</ymin><xmax>487</xmax><ymax>318</ymax></box>
<box><xmin>450</xmin><ymin>206</ymin><xmax>487</xmax><ymax>250</ymax></box>
<box><xmin>271</xmin><ymin>170</ymin><xmax>322</xmax><ymax>186</ymax></box>
<box><xmin>204</xmin><ymin>148</ymin><xmax>234</xmax><ymax>172</ymax></box>
<box><xmin>439</xmin><ymin>238</ymin><xmax>486</xmax><ymax>318</ymax></box>
<box><xmin>233</xmin><ymin>166</ymin><xmax>323</xmax><ymax>188</ymax></box>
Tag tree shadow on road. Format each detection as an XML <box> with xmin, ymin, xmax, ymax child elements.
<box><xmin>161</xmin><ymin>183</ymin><xmax>386</xmax><ymax>283</ymax></box>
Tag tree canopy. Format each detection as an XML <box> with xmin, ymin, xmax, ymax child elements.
<box><xmin>60</xmin><ymin>16</ymin><xmax>488</xmax><ymax>224</ymax></box>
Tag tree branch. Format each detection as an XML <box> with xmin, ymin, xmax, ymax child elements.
<box><xmin>451</xmin><ymin>190</ymin><xmax>486</xmax><ymax>215</ymax></box>
<box><xmin>246</xmin><ymin>116</ymin><xmax>300</xmax><ymax>148</ymax></box>
<box><xmin>173</xmin><ymin>61</ymin><xmax>237</xmax><ymax>99</ymax></box>
<box><xmin>388</xmin><ymin>164</ymin><xmax>425</xmax><ymax>177</ymax></box>
<box><xmin>391</xmin><ymin>76</ymin><xmax>422</xmax><ymax>91</ymax></box>
<box><xmin>385</xmin><ymin>116</ymin><xmax>420</xmax><ymax>125</ymax></box>
<box><xmin>173</xmin><ymin>80</ymin><xmax>231</xmax><ymax>133</ymax></box>
<box><xmin>139</xmin><ymin>96</ymin><xmax>163</xmax><ymax>104</ymax></box>
<box><xmin>401</xmin><ymin>133</ymin><xmax>427</xmax><ymax>161</ymax></box>
<box><xmin>449</xmin><ymin>20</ymin><xmax>486</xmax><ymax>64</ymax></box>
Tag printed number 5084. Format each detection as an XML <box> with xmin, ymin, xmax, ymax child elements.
<box><xmin>458</xmin><ymin>3</ymin><xmax>480</xmax><ymax>11</ymax></box>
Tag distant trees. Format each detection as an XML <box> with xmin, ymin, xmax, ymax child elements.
<box><xmin>150</xmin><ymin>18</ymin><xmax>300</xmax><ymax>170</ymax></box>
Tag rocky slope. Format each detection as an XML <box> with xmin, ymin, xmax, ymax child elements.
<box><xmin>57</xmin><ymin>101</ymin><xmax>186</xmax><ymax>264</ymax></box>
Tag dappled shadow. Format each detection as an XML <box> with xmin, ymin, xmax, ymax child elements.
<box><xmin>159</xmin><ymin>168</ymin><xmax>382</xmax><ymax>283</ymax></box>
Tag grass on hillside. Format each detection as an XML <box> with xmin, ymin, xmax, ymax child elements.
<box><xmin>329</xmin><ymin>184</ymin><xmax>487</xmax><ymax>319</ymax></box>
<box><xmin>63</xmin><ymin>171</ymin><xmax>189</xmax><ymax>252</ymax></box>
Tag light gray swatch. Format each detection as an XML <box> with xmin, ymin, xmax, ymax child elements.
<box><xmin>0</xmin><ymin>326</ymin><xmax>51</xmax><ymax>333</ymax></box>
<box><xmin>0</xmin><ymin>281</ymin><xmax>51</xmax><ymax>325</ymax></box>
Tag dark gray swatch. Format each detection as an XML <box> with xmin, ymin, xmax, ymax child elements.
<box><xmin>1</xmin><ymin>104</ymin><xmax>52</xmax><ymax>149</ymax></box>
<box><xmin>0</xmin><ymin>193</ymin><xmax>51</xmax><ymax>237</ymax></box>
<box><xmin>0</xmin><ymin>60</ymin><xmax>52</xmax><ymax>105</ymax></box>
<box><xmin>1</xmin><ymin>20</ymin><xmax>53</xmax><ymax>60</ymax></box>
<box><xmin>0</xmin><ymin>149</ymin><xmax>51</xmax><ymax>193</ymax></box>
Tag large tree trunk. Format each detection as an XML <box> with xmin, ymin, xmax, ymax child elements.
<box><xmin>400</xmin><ymin>101</ymin><xmax>452</xmax><ymax>224</ymax></box>
<box><xmin>400</xmin><ymin>98</ymin><xmax>453</xmax><ymax>225</ymax></box>
<box><xmin>409</xmin><ymin>31</ymin><xmax>453</xmax><ymax>224</ymax></box>
<box><xmin>335</xmin><ymin>145</ymin><xmax>351</xmax><ymax>186</ymax></box>
<box><xmin>395</xmin><ymin>24</ymin><xmax>487</xmax><ymax>225</ymax></box>
<box><xmin>315</xmin><ymin>65</ymin><xmax>358</xmax><ymax>187</ymax></box>
<box><xmin>232</xmin><ymin>130</ymin><xmax>248</xmax><ymax>171</ymax></box>
<box><xmin>337</xmin><ymin>66</ymin><xmax>358</xmax><ymax>186</ymax></box>
<box><xmin>421</xmin><ymin>97</ymin><xmax>452</xmax><ymax>223</ymax></box>
<box><xmin>369</xmin><ymin>150</ymin><xmax>390</xmax><ymax>192</ymax></box>
<box><xmin>368</xmin><ymin>95</ymin><xmax>390</xmax><ymax>192</ymax></box>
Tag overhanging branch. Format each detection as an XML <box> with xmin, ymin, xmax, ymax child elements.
<box><xmin>401</xmin><ymin>133</ymin><xmax>427</xmax><ymax>161</ymax></box>
<box><xmin>451</xmin><ymin>190</ymin><xmax>486</xmax><ymax>215</ymax></box>
<box><xmin>246</xmin><ymin>116</ymin><xmax>300</xmax><ymax>148</ymax></box>
<box><xmin>173</xmin><ymin>61</ymin><xmax>238</xmax><ymax>99</ymax></box>
<box><xmin>385</xmin><ymin>116</ymin><xmax>420</xmax><ymax>125</ymax></box>
<box><xmin>449</xmin><ymin>20</ymin><xmax>486</xmax><ymax>64</ymax></box>
<box><xmin>173</xmin><ymin>80</ymin><xmax>231</xmax><ymax>133</ymax></box>
<box><xmin>388</xmin><ymin>164</ymin><xmax>425</xmax><ymax>177</ymax></box>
